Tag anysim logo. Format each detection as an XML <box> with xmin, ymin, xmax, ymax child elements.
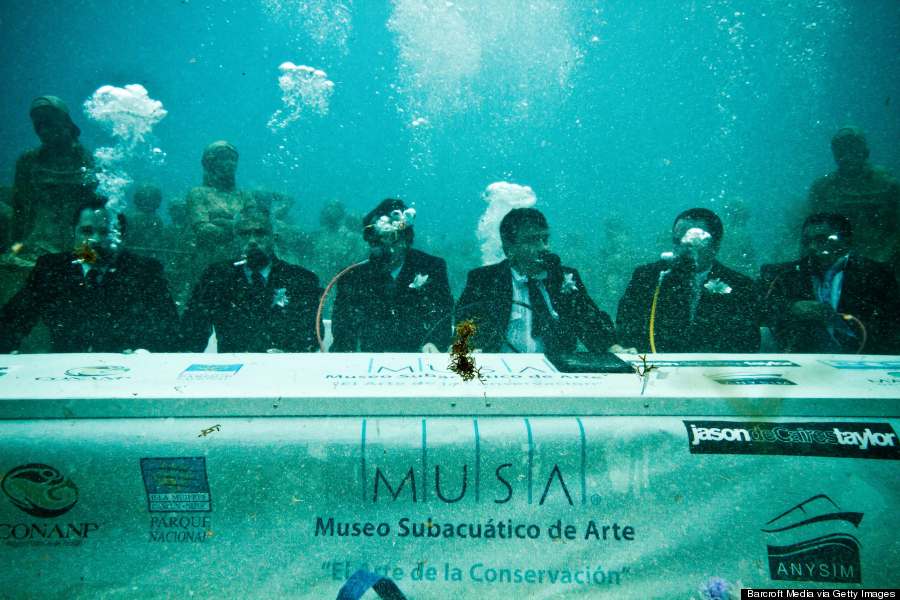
<box><xmin>1</xmin><ymin>464</ymin><xmax>79</xmax><ymax>518</ymax></box>
<box><xmin>762</xmin><ymin>494</ymin><xmax>862</xmax><ymax>584</ymax></box>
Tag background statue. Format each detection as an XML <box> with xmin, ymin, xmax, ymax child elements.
<box><xmin>808</xmin><ymin>127</ymin><xmax>900</xmax><ymax>273</ymax></box>
<box><xmin>9</xmin><ymin>96</ymin><xmax>97</xmax><ymax>263</ymax></box>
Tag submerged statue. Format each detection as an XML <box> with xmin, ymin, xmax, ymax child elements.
<box><xmin>185</xmin><ymin>141</ymin><xmax>252</xmax><ymax>271</ymax></box>
<box><xmin>127</xmin><ymin>183</ymin><xmax>166</xmax><ymax>255</ymax></box>
<box><xmin>808</xmin><ymin>127</ymin><xmax>900</xmax><ymax>271</ymax></box>
<box><xmin>9</xmin><ymin>96</ymin><xmax>97</xmax><ymax>263</ymax></box>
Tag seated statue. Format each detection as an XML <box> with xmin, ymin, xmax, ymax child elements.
<box><xmin>808</xmin><ymin>127</ymin><xmax>900</xmax><ymax>272</ymax></box>
<box><xmin>9</xmin><ymin>96</ymin><xmax>97</xmax><ymax>264</ymax></box>
<box><xmin>185</xmin><ymin>141</ymin><xmax>252</xmax><ymax>271</ymax></box>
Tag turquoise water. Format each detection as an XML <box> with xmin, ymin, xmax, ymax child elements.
<box><xmin>1</xmin><ymin>0</ymin><xmax>899</xmax><ymax>304</ymax></box>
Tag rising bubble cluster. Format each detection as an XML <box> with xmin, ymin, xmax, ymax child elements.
<box><xmin>477</xmin><ymin>181</ymin><xmax>537</xmax><ymax>265</ymax></box>
<box><xmin>262</xmin><ymin>0</ymin><xmax>353</xmax><ymax>54</ymax></box>
<box><xmin>388</xmin><ymin>0</ymin><xmax>583</xmax><ymax>125</ymax></box>
<box><xmin>268</xmin><ymin>62</ymin><xmax>335</xmax><ymax>131</ymax></box>
<box><xmin>83</xmin><ymin>84</ymin><xmax>167</xmax><ymax>208</ymax></box>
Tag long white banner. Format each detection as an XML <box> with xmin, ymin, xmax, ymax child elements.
<box><xmin>1</xmin><ymin>415</ymin><xmax>898</xmax><ymax>598</ymax></box>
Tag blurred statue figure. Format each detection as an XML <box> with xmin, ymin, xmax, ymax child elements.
<box><xmin>127</xmin><ymin>183</ymin><xmax>166</xmax><ymax>256</ymax></box>
<box><xmin>808</xmin><ymin>127</ymin><xmax>900</xmax><ymax>271</ymax></box>
<box><xmin>0</xmin><ymin>187</ymin><xmax>11</xmax><ymax>257</ymax></box>
<box><xmin>164</xmin><ymin>200</ymin><xmax>193</xmax><ymax>309</ymax></box>
<box><xmin>310</xmin><ymin>199</ymin><xmax>366</xmax><ymax>283</ymax></box>
<box><xmin>185</xmin><ymin>141</ymin><xmax>251</xmax><ymax>269</ymax></box>
<box><xmin>717</xmin><ymin>197</ymin><xmax>757</xmax><ymax>277</ymax></box>
<box><xmin>9</xmin><ymin>96</ymin><xmax>97</xmax><ymax>263</ymax></box>
<box><xmin>249</xmin><ymin>189</ymin><xmax>311</xmax><ymax>265</ymax></box>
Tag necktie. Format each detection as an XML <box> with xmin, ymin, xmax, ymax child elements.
<box><xmin>249</xmin><ymin>271</ymin><xmax>268</xmax><ymax>312</ymax></box>
<box><xmin>251</xmin><ymin>271</ymin><xmax>266</xmax><ymax>289</ymax></box>
<box><xmin>527</xmin><ymin>278</ymin><xmax>555</xmax><ymax>343</ymax></box>
<box><xmin>85</xmin><ymin>268</ymin><xmax>100</xmax><ymax>288</ymax></box>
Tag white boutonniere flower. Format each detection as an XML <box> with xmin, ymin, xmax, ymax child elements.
<box><xmin>703</xmin><ymin>278</ymin><xmax>732</xmax><ymax>294</ymax></box>
<box><xmin>272</xmin><ymin>287</ymin><xmax>290</xmax><ymax>307</ymax></box>
<box><xmin>560</xmin><ymin>272</ymin><xmax>578</xmax><ymax>294</ymax></box>
<box><xmin>409</xmin><ymin>273</ymin><xmax>429</xmax><ymax>290</ymax></box>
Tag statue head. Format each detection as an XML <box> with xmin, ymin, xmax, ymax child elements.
<box><xmin>831</xmin><ymin>127</ymin><xmax>869</xmax><ymax>177</ymax></box>
<box><xmin>30</xmin><ymin>96</ymin><xmax>80</xmax><ymax>148</ymax></box>
<box><xmin>132</xmin><ymin>184</ymin><xmax>163</xmax><ymax>214</ymax></box>
<box><xmin>320</xmin><ymin>199</ymin><xmax>346</xmax><ymax>231</ymax></box>
<box><xmin>201</xmin><ymin>141</ymin><xmax>238</xmax><ymax>191</ymax></box>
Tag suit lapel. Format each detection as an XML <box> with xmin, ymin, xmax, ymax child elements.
<box><xmin>496</xmin><ymin>261</ymin><xmax>514</xmax><ymax>337</ymax></box>
<box><xmin>395</xmin><ymin>251</ymin><xmax>416</xmax><ymax>295</ymax></box>
<box><xmin>267</xmin><ymin>259</ymin><xmax>282</xmax><ymax>291</ymax></box>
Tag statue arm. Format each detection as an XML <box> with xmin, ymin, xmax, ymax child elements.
<box><xmin>186</xmin><ymin>189</ymin><xmax>228</xmax><ymax>246</ymax></box>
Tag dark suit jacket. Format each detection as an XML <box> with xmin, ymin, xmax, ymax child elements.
<box><xmin>759</xmin><ymin>255</ymin><xmax>900</xmax><ymax>354</ymax></box>
<box><xmin>456</xmin><ymin>259</ymin><xmax>615</xmax><ymax>353</ymax></box>
<box><xmin>180</xmin><ymin>257</ymin><xmax>321</xmax><ymax>353</ymax></box>
<box><xmin>617</xmin><ymin>259</ymin><xmax>759</xmax><ymax>353</ymax></box>
<box><xmin>0</xmin><ymin>250</ymin><xmax>179</xmax><ymax>353</ymax></box>
<box><xmin>331</xmin><ymin>248</ymin><xmax>453</xmax><ymax>352</ymax></box>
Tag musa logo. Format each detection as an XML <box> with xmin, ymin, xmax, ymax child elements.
<box><xmin>762</xmin><ymin>494</ymin><xmax>862</xmax><ymax>583</ymax></box>
<box><xmin>362</xmin><ymin>419</ymin><xmax>583</xmax><ymax>507</ymax></box>
<box><xmin>2</xmin><ymin>464</ymin><xmax>78</xmax><ymax>517</ymax></box>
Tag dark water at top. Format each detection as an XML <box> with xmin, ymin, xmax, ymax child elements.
<box><xmin>1</xmin><ymin>0</ymin><xmax>898</xmax><ymax>304</ymax></box>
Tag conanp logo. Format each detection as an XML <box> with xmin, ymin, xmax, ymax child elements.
<box><xmin>64</xmin><ymin>366</ymin><xmax>130</xmax><ymax>377</ymax></box>
<box><xmin>762</xmin><ymin>494</ymin><xmax>862</xmax><ymax>583</ymax></box>
<box><xmin>36</xmin><ymin>365</ymin><xmax>131</xmax><ymax>381</ymax></box>
<box><xmin>1</xmin><ymin>464</ymin><xmax>79</xmax><ymax>518</ymax></box>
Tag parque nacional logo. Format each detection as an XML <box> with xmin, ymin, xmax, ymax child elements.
<box><xmin>762</xmin><ymin>494</ymin><xmax>862</xmax><ymax>583</ymax></box>
<box><xmin>1</xmin><ymin>464</ymin><xmax>79</xmax><ymax>517</ymax></box>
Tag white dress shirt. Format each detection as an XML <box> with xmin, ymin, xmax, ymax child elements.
<box><xmin>503</xmin><ymin>267</ymin><xmax>558</xmax><ymax>353</ymax></box>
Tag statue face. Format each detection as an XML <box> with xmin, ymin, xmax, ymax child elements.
<box><xmin>132</xmin><ymin>187</ymin><xmax>162</xmax><ymax>213</ymax></box>
<box><xmin>320</xmin><ymin>200</ymin><xmax>345</xmax><ymax>229</ymax></box>
<box><xmin>203</xmin><ymin>147</ymin><xmax>238</xmax><ymax>178</ymax></box>
<box><xmin>31</xmin><ymin>107</ymin><xmax>74</xmax><ymax>147</ymax></box>
<box><xmin>832</xmin><ymin>136</ymin><xmax>868</xmax><ymax>175</ymax></box>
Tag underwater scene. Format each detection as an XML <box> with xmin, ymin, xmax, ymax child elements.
<box><xmin>0</xmin><ymin>0</ymin><xmax>899</xmax><ymax>354</ymax></box>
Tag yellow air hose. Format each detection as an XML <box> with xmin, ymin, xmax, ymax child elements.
<box><xmin>648</xmin><ymin>282</ymin><xmax>662</xmax><ymax>354</ymax></box>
